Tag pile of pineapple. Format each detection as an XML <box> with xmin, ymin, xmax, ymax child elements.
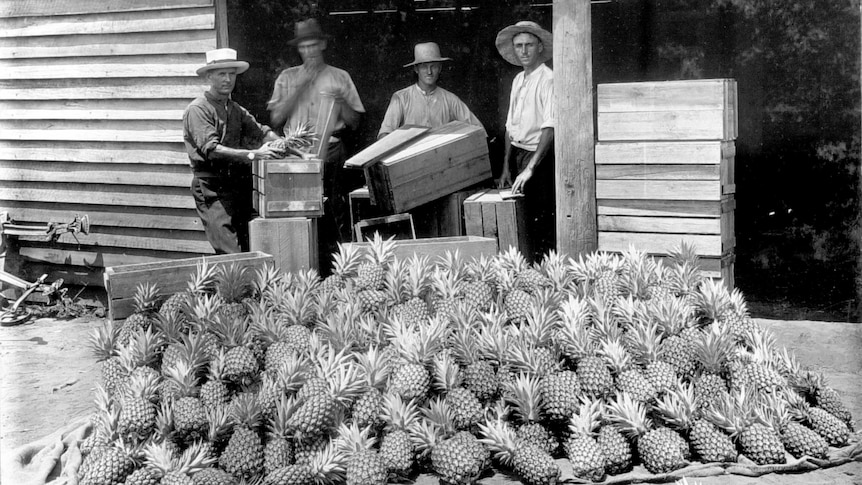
<box><xmin>82</xmin><ymin>237</ymin><xmax>855</xmax><ymax>485</ymax></box>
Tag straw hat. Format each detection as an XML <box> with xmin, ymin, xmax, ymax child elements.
<box><xmin>196</xmin><ymin>48</ymin><xmax>249</xmax><ymax>76</ymax></box>
<box><xmin>403</xmin><ymin>42</ymin><xmax>452</xmax><ymax>67</ymax></box>
<box><xmin>495</xmin><ymin>20</ymin><xmax>553</xmax><ymax>66</ymax></box>
<box><xmin>288</xmin><ymin>19</ymin><xmax>330</xmax><ymax>46</ymax></box>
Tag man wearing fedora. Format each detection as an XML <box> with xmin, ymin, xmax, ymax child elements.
<box><xmin>496</xmin><ymin>20</ymin><xmax>556</xmax><ymax>261</ymax></box>
<box><xmin>378</xmin><ymin>42</ymin><xmax>484</xmax><ymax>140</ymax></box>
<box><xmin>183</xmin><ymin>48</ymin><xmax>279</xmax><ymax>254</ymax></box>
<box><xmin>267</xmin><ymin>18</ymin><xmax>365</xmax><ymax>248</ymax></box>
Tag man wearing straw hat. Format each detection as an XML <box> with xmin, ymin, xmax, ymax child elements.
<box><xmin>378</xmin><ymin>42</ymin><xmax>484</xmax><ymax>140</ymax></box>
<box><xmin>183</xmin><ymin>48</ymin><xmax>279</xmax><ymax>254</ymax></box>
<box><xmin>267</xmin><ymin>19</ymin><xmax>365</xmax><ymax>247</ymax></box>
<box><xmin>495</xmin><ymin>20</ymin><xmax>556</xmax><ymax>260</ymax></box>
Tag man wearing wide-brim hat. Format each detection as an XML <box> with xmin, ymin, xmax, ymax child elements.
<box><xmin>377</xmin><ymin>42</ymin><xmax>484</xmax><ymax>140</ymax></box>
<box><xmin>183</xmin><ymin>48</ymin><xmax>279</xmax><ymax>254</ymax></box>
<box><xmin>495</xmin><ymin>20</ymin><xmax>556</xmax><ymax>262</ymax></box>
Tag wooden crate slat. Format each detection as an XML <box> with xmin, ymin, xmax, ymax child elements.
<box><xmin>597</xmin><ymin>199</ymin><xmax>723</xmax><ymax>218</ymax></box>
<box><xmin>597</xmin><ymin>79</ymin><xmax>736</xmax><ymax>112</ymax></box>
<box><xmin>596</xmin><ymin>180</ymin><xmax>721</xmax><ymax>201</ymax></box>
<box><xmin>253</xmin><ymin>158</ymin><xmax>324</xmax><ymax>218</ymax></box>
<box><xmin>249</xmin><ymin>218</ymin><xmax>318</xmax><ymax>275</ymax></box>
<box><xmin>462</xmin><ymin>190</ymin><xmax>487</xmax><ymax>239</ymax></box>
<box><xmin>596</xmin><ymin>164</ymin><xmax>720</xmax><ymax>181</ymax></box>
<box><xmin>1</xmin><ymin>182</ymin><xmax>195</xmax><ymax>209</ymax></box>
<box><xmin>599</xmin><ymin>232</ymin><xmax>726</xmax><ymax>257</ymax></box>
<box><xmin>17</xmin><ymin>228</ymin><xmax>211</xmax><ymax>253</ymax></box>
<box><xmin>0</xmin><ymin>78</ymin><xmax>207</xmax><ymax>100</ymax></box>
<box><xmin>1</xmin><ymin>160</ymin><xmax>191</xmax><ymax>187</ymax></box>
<box><xmin>345</xmin><ymin>236</ymin><xmax>497</xmax><ymax>265</ymax></box>
<box><xmin>0</xmin><ymin>201</ymin><xmax>202</xmax><ymax>231</ymax></box>
<box><xmin>598</xmin><ymin>215</ymin><xmax>720</xmax><ymax>234</ymax></box>
<box><xmin>0</xmin><ymin>30</ymin><xmax>215</xmax><ymax>59</ymax></box>
<box><xmin>0</xmin><ymin>98</ymin><xmax>189</xmax><ymax>120</ymax></box>
<box><xmin>464</xmin><ymin>189</ymin><xmax>531</xmax><ymax>258</ymax></box>
<box><xmin>595</xmin><ymin>140</ymin><xmax>734</xmax><ymax>165</ymax></box>
<box><xmin>344</xmin><ymin>125</ymin><xmax>429</xmax><ymax>169</ymax></box>
<box><xmin>19</xmin><ymin>261</ymin><xmax>104</xmax><ymax>288</ymax></box>
<box><xmin>0</xmin><ymin>7</ymin><xmax>215</xmax><ymax>38</ymax></box>
<box><xmin>0</xmin><ymin>119</ymin><xmax>183</xmax><ymax>143</ymax></box>
<box><xmin>0</xmin><ymin>141</ymin><xmax>187</xmax><ymax>164</ymax></box>
<box><xmin>104</xmin><ymin>251</ymin><xmax>273</xmax><ymax>320</ymax></box>
<box><xmin>0</xmin><ymin>57</ymin><xmax>203</xmax><ymax>81</ymax></box>
<box><xmin>18</xmin><ymin>245</ymin><xmax>200</xmax><ymax>267</ymax></box>
<box><xmin>1</xmin><ymin>0</ymin><xmax>213</xmax><ymax>18</ymax></box>
<box><xmin>597</xmin><ymin>110</ymin><xmax>736</xmax><ymax>141</ymax></box>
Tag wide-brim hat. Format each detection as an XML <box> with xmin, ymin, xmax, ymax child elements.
<box><xmin>403</xmin><ymin>42</ymin><xmax>452</xmax><ymax>67</ymax></box>
<box><xmin>495</xmin><ymin>20</ymin><xmax>553</xmax><ymax>66</ymax></box>
<box><xmin>288</xmin><ymin>19</ymin><xmax>330</xmax><ymax>46</ymax></box>
<box><xmin>196</xmin><ymin>48</ymin><xmax>249</xmax><ymax>76</ymax></box>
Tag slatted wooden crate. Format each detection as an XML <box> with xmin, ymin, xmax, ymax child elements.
<box><xmin>249</xmin><ymin>217</ymin><xmax>318</xmax><ymax>274</ymax></box>
<box><xmin>252</xmin><ymin>158</ymin><xmax>324</xmax><ymax>218</ymax></box>
<box><xmin>346</xmin><ymin>236</ymin><xmax>497</xmax><ymax>264</ymax></box>
<box><xmin>104</xmin><ymin>251</ymin><xmax>274</xmax><ymax>321</ymax></box>
<box><xmin>366</xmin><ymin>121</ymin><xmax>491</xmax><ymax>213</ymax></box>
<box><xmin>464</xmin><ymin>189</ymin><xmax>531</xmax><ymax>258</ymax></box>
<box><xmin>597</xmin><ymin>79</ymin><xmax>738</xmax><ymax>141</ymax></box>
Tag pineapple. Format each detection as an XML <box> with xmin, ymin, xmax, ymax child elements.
<box><xmin>653</xmin><ymin>297</ymin><xmax>697</xmax><ymax>378</ymax></box>
<box><xmin>90</xmin><ymin>321</ymin><xmax>127</xmax><ymax>397</ymax></box>
<box><xmin>220</xmin><ymin>392</ymin><xmax>265</xmax><ymax>479</ymax></box>
<box><xmin>595</xmin><ymin>403</ymin><xmax>633</xmax><ymax>475</ymax></box>
<box><xmin>264</xmin><ymin>395</ymin><xmax>299</xmax><ymax>475</ymax></box>
<box><xmin>572</xmin><ymin>252</ymin><xmax>624</xmax><ymax>305</ymax></box>
<box><xmin>653</xmin><ymin>381</ymin><xmax>737</xmax><ymax>463</ymax></box>
<box><xmin>500</xmin><ymin>269</ymin><xmax>534</xmax><ymax>325</ymax></box>
<box><xmin>760</xmin><ymin>391</ymin><xmax>828</xmax><ymax>459</ymax></box>
<box><xmin>322</xmin><ymin>242</ymin><xmax>362</xmax><ymax>292</ymax></box>
<box><xmin>263</xmin><ymin>440</ymin><xmax>346</xmax><ymax>485</ymax></box>
<box><xmin>140</xmin><ymin>440</ymin><xmax>215</xmax><ymax>485</ymax></box>
<box><xmin>119</xmin><ymin>282</ymin><xmax>161</xmax><ymax>346</ymax></box>
<box><xmin>355</xmin><ymin>232</ymin><xmax>396</xmax><ymax>291</ymax></box>
<box><xmin>504</xmin><ymin>373</ymin><xmax>558</xmax><ymax>455</ymax></box>
<box><xmin>160</xmin><ymin>260</ymin><xmax>218</xmax><ymax>320</ymax></box>
<box><xmin>199</xmin><ymin>349</ymin><xmax>231</xmax><ymax>410</ymax></box>
<box><xmin>399</xmin><ymin>255</ymin><xmax>433</xmax><ymax>325</ymax></box>
<box><xmin>431</xmin><ymin>353</ymin><xmax>484</xmax><ymax>430</ymax></box>
<box><xmin>200</xmin><ymin>404</ymin><xmax>232</xmax><ymax>460</ymax></box>
<box><xmin>538</xmin><ymin>369</ymin><xmax>581</xmax><ymax>423</ymax></box>
<box><xmin>352</xmin><ymin>345</ymin><xmax>390</xmax><ymax>430</ymax></box>
<box><xmin>691</xmin><ymin>322</ymin><xmax>734</xmax><ymax>411</ymax></box>
<box><xmin>784</xmin><ymin>388</ymin><xmax>850</xmax><ymax>447</ymax></box>
<box><xmin>564</xmin><ymin>398</ymin><xmax>607</xmax><ymax>482</ymax></box>
<box><xmin>606</xmin><ymin>393</ymin><xmax>687</xmax><ymax>474</ymax></box>
<box><xmin>478</xmin><ymin>417</ymin><xmax>560</xmax><ymax>485</ymax></box>
<box><xmin>215</xmin><ymin>263</ymin><xmax>254</xmax><ymax>321</ymax></box>
<box><xmin>449</xmin><ymin>323</ymin><xmax>498</xmax><ymax>402</ymax></box>
<box><xmin>118</xmin><ymin>369</ymin><xmax>160</xmax><ymax>441</ymax></box>
<box><xmin>379</xmin><ymin>393</ymin><xmax>420</xmax><ymax>475</ymax></box>
<box><xmin>336</xmin><ymin>422</ymin><xmax>387</xmax><ymax>485</ymax></box>
<box><xmin>602</xmin><ymin>339</ymin><xmax>656</xmax><ymax>403</ymax></box>
<box><xmin>210</xmin><ymin>315</ymin><xmax>259</xmax><ymax>384</ymax></box>
<box><xmin>737</xmin><ymin>330</ymin><xmax>786</xmax><ymax>392</ymax></box>
<box><xmin>462</xmin><ymin>255</ymin><xmax>496</xmax><ymax>312</ymax></box>
<box><xmin>624</xmin><ymin>318</ymin><xmax>677</xmax><ymax>395</ymax></box>
<box><xmin>386</xmin><ymin>317</ymin><xmax>446</xmax><ymax>401</ymax></box>
<box><xmin>705</xmin><ymin>387</ymin><xmax>786</xmax><ymax>465</ymax></box>
<box><xmin>162</xmin><ymin>361</ymin><xmax>208</xmax><ymax>443</ymax></box>
<box><xmin>287</xmin><ymin>361</ymin><xmax>364</xmax><ymax>439</ymax></box>
<box><xmin>78</xmin><ymin>443</ymin><xmax>136</xmax><ymax>485</ymax></box>
<box><xmin>795</xmin><ymin>371</ymin><xmax>854</xmax><ymax>431</ymax></box>
<box><xmin>572</xmin><ymin>334</ymin><xmax>614</xmax><ymax>399</ymax></box>
<box><xmin>429</xmin><ymin>263</ymin><xmax>463</xmax><ymax>322</ymax></box>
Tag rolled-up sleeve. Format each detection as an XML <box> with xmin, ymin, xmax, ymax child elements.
<box><xmin>539</xmin><ymin>76</ymin><xmax>555</xmax><ymax>130</ymax></box>
<box><xmin>239</xmin><ymin>105</ymin><xmax>271</xmax><ymax>146</ymax></box>
<box><xmin>184</xmin><ymin>104</ymin><xmax>220</xmax><ymax>158</ymax></box>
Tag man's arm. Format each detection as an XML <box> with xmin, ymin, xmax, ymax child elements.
<box><xmin>511</xmin><ymin>127</ymin><xmax>554</xmax><ymax>195</ymax></box>
<box><xmin>377</xmin><ymin>93</ymin><xmax>404</xmax><ymax>140</ymax></box>
<box><xmin>268</xmin><ymin>66</ymin><xmax>319</xmax><ymax>131</ymax></box>
<box><xmin>497</xmin><ymin>131</ymin><xmax>513</xmax><ymax>189</ymax></box>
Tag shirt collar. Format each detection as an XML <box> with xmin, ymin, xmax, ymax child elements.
<box><xmin>414</xmin><ymin>84</ymin><xmax>438</xmax><ymax>96</ymax></box>
<box><xmin>204</xmin><ymin>90</ymin><xmax>231</xmax><ymax>106</ymax></box>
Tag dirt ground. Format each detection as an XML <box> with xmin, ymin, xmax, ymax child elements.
<box><xmin>1</xmin><ymin>316</ymin><xmax>860</xmax><ymax>484</ymax></box>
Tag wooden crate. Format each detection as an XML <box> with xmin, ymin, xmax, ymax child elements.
<box><xmin>597</xmin><ymin>79</ymin><xmax>738</xmax><ymax>141</ymax></box>
<box><xmin>249</xmin><ymin>218</ymin><xmax>318</xmax><ymax>275</ymax></box>
<box><xmin>348</xmin><ymin>187</ymin><xmax>386</xmax><ymax>237</ymax></box>
<box><xmin>366</xmin><ymin>121</ymin><xmax>491</xmax><ymax>213</ymax></box>
<box><xmin>463</xmin><ymin>189</ymin><xmax>531</xmax><ymax>257</ymax></box>
<box><xmin>354</xmin><ymin>214</ymin><xmax>416</xmax><ymax>242</ymax></box>
<box><xmin>252</xmin><ymin>157</ymin><xmax>324</xmax><ymax>218</ymax></box>
<box><xmin>104</xmin><ymin>251</ymin><xmax>274</xmax><ymax>321</ymax></box>
<box><xmin>345</xmin><ymin>236</ymin><xmax>497</xmax><ymax>264</ymax></box>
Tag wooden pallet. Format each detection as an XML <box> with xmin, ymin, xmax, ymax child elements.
<box><xmin>103</xmin><ymin>251</ymin><xmax>274</xmax><ymax>321</ymax></box>
<box><xmin>249</xmin><ymin>217</ymin><xmax>318</xmax><ymax>275</ymax></box>
<box><xmin>463</xmin><ymin>189</ymin><xmax>531</xmax><ymax>258</ymax></box>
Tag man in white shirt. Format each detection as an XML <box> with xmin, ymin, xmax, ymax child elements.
<box><xmin>496</xmin><ymin>20</ymin><xmax>556</xmax><ymax>260</ymax></box>
<box><xmin>378</xmin><ymin>42</ymin><xmax>484</xmax><ymax>139</ymax></box>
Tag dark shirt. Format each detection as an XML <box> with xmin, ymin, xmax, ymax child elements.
<box><xmin>182</xmin><ymin>91</ymin><xmax>272</xmax><ymax>173</ymax></box>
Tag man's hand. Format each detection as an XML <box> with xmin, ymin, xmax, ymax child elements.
<box><xmin>496</xmin><ymin>171</ymin><xmax>512</xmax><ymax>189</ymax></box>
<box><xmin>511</xmin><ymin>166</ymin><xmax>534</xmax><ymax>195</ymax></box>
<box><xmin>253</xmin><ymin>146</ymin><xmax>279</xmax><ymax>160</ymax></box>
<box><xmin>294</xmin><ymin>63</ymin><xmax>321</xmax><ymax>89</ymax></box>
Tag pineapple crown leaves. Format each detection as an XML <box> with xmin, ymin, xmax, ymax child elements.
<box><xmin>476</xmin><ymin>417</ymin><xmax>520</xmax><ymax>467</ymax></box>
<box><xmin>568</xmin><ymin>397</ymin><xmax>603</xmax><ymax>438</ymax></box>
<box><xmin>539</xmin><ymin>250</ymin><xmax>577</xmax><ymax>292</ymax></box>
<box><xmin>120</xmin><ymin>326</ymin><xmax>164</xmax><ymax>370</ymax></box>
<box><xmin>318</xmin><ymin>308</ymin><xmax>360</xmax><ymax>354</ymax></box>
<box><xmin>92</xmin><ymin>383</ymin><xmax>122</xmax><ymax>437</ymax></box>
<box><xmin>431</xmin><ymin>352</ymin><xmax>463</xmax><ymax>394</ymax></box>
<box><xmin>465</xmin><ymin>253</ymin><xmax>496</xmax><ymax>283</ymax></box>
<box><xmin>185</xmin><ymin>292</ymin><xmax>222</xmax><ymax>329</ymax></box>
<box><xmin>435</xmin><ymin>249</ymin><xmax>465</xmax><ymax>281</ymax></box>
<box><xmin>204</xmin><ymin>404</ymin><xmax>233</xmax><ymax>441</ymax></box>
<box><xmin>505</xmin><ymin>338</ymin><xmax>559</xmax><ymax>378</ymax></box>
<box><xmin>473</xmin><ymin>314</ymin><xmax>510</xmax><ymax>365</ymax></box>
<box><xmin>133</xmin><ymin>281</ymin><xmax>162</xmax><ymax>313</ymax></box>
<box><xmin>209</xmin><ymin>312</ymin><xmax>251</xmax><ymax>349</ymax></box>
<box><xmin>248</xmin><ymin>303</ymin><xmax>286</xmax><ymax>344</ymax></box>
<box><xmin>363</xmin><ymin>232</ymin><xmax>397</xmax><ymax>267</ymax></box>
<box><xmin>669</xmin><ymin>240</ymin><xmax>701</xmax><ymax>269</ymax></box>
<box><xmin>755</xmin><ymin>391</ymin><xmax>792</xmax><ymax>432</ymax></box>
<box><xmin>430</xmin><ymin>266</ymin><xmax>464</xmax><ymax>301</ymax></box>
<box><xmin>162</xmin><ymin>360</ymin><xmax>200</xmax><ymax>398</ymax></box>
<box><xmin>694</xmin><ymin>278</ymin><xmax>733</xmax><ymax>321</ymax></box>
<box><xmin>306</xmin><ymin>439</ymin><xmax>349</xmax><ymax>485</ymax></box>
<box><xmin>252</xmin><ymin>263</ymin><xmax>283</xmax><ymax>301</ymax></box>
<box><xmin>167</xmin><ymin>330</ymin><xmax>210</xmax><ymax>373</ymax></box>
<box><xmin>355</xmin><ymin>345</ymin><xmax>390</xmax><ymax>390</ymax></box>
<box><xmin>652</xmin><ymin>380</ymin><xmax>697</xmax><ymax>431</ymax></box>
<box><xmin>325</xmin><ymin>363</ymin><xmax>366</xmax><ymax>408</ymax></box>
<box><xmin>328</xmin><ymin>242</ymin><xmax>363</xmax><ymax>278</ymax></box>
<box><xmin>693</xmin><ymin>322</ymin><xmax>735</xmax><ymax>374</ymax></box>
<box><xmin>228</xmin><ymin>391</ymin><xmax>263</xmax><ymax>430</ymax></box>
<box><xmin>144</xmin><ymin>439</ymin><xmax>216</xmax><ymax>477</ymax></box>
<box><xmin>293</xmin><ymin>269</ymin><xmax>322</xmax><ymax>294</ymax></box>
<box><xmin>599</xmin><ymin>339</ymin><xmax>633</xmax><ymax>375</ymax></box>
<box><xmin>408</xmin><ymin>417</ymin><xmax>443</xmax><ymax>458</ymax></box>
<box><xmin>495</xmin><ymin>246</ymin><xmax>530</xmax><ymax>277</ymax></box>
<box><xmin>703</xmin><ymin>385</ymin><xmax>759</xmax><ymax>438</ymax></box>
<box><xmin>89</xmin><ymin>321</ymin><xmax>120</xmax><ymax>361</ymax></box>
<box><xmin>272</xmin><ymin>352</ymin><xmax>312</xmax><ymax>392</ymax></box>
<box><xmin>669</xmin><ymin>262</ymin><xmax>704</xmax><ymax>296</ymax></box>
<box><xmin>310</xmin><ymin>344</ymin><xmax>355</xmax><ymax>381</ymax></box>
<box><xmin>404</xmin><ymin>254</ymin><xmax>433</xmax><ymax>298</ymax></box>
<box><xmin>269</xmin><ymin>394</ymin><xmax>301</xmax><ymax>437</ymax></box>
<box><xmin>215</xmin><ymin>262</ymin><xmax>254</xmax><ymax>304</ymax></box>
<box><xmin>649</xmin><ymin>296</ymin><xmax>696</xmax><ymax>336</ymax></box>
<box><xmin>121</xmin><ymin>367</ymin><xmax>161</xmax><ymax>402</ymax></box>
<box><xmin>381</xmin><ymin>393</ymin><xmax>421</xmax><ymax>432</ymax></box>
<box><xmin>605</xmin><ymin>392</ymin><xmax>654</xmax><ymax>442</ymax></box>
<box><xmin>335</xmin><ymin>422</ymin><xmax>377</xmax><ymax>455</ymax></box>
<box><xmin>421</xmin><ymin>396</ymin><xmax>457</xmax><ymax>438</ymax></box>
<box><xmin>187</xmin><ymin>259</ymin><xmax>219</xmax><ymax>295</ymax></box>
<box><xmin>504</xmin><ymin>372</ymin><xmax>543</xmax><ymax>424</ymax></box>
<box><xmin>623</xmin><ymin>318</ymin><xmax>662</xmax><ymax>366</ymax></box>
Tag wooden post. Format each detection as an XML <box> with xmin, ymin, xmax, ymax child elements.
<box><xmin>215</xmin><ymin>0</ymin><xmax>229</xmax><ymax>48</ymax></box>
<box><xmin>554</xmin><ymin>0</ymin><xmax>597</xmax><ymax>257</ymax></box>
<box><xmin>857</xmin><ymin>0</ymin><xmax>862</xmax><ymax>320</ymax></box>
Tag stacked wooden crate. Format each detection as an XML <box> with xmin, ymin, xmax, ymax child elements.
<box><xmin>464</xmin><ymin>189</ymin><xmax>532</xmax><ymax>260</ymax></box>
<box><xmin>596</xmin><ymin>79</ymin><xmax>737</xmax><ymax>286</ymax></box>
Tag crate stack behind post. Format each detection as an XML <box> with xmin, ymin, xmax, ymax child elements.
<box><xmin>249</xmin><ymin>94</ymin><xmax>339</xmax><ymax>273</ymax></box>
<box><xmin>595</xmin><ymin>79</ymin><xmax>737</xmax><ymax>287</ymax></box>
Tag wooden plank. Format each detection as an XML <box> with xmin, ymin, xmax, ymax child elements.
<box><xmin>598</xmin><ymin>215</ymin><xmax>721</xmax><ymax>234</ymax></box>
<box><xmin>596</xmin><ymin>164</ymin><xmax>720</xmax><ymax>180</ymax></box>
<box><xmin>215</xmin><ymin>0</ymin><xmax>228</xmax><ymax>47</ymax></box>
<box><xmin>597</xmin><ymin>199</ymin><xmax>723</xmax><ymax>218</ymax></box>
<box><xmin>344</xmin><ymin>125</ymin><xmax>430</xmax><ymax>169</ymax></box>
<box><xmin>18</xmin><ymin>246</ymin><xmax>202</xmax><ymax>267</ymax></box>
<box><xmin>17</xmin><ymin>229</ymin><xmax>213</xmax><ymax>254</ymax></box>
<box><xmin>0</xmin><ymin>30</ymin><xmax>216</xmax><ymax>59</ymax></box>
<box><xmin>249</xmin><ymin>218</ymin><xmax>318</xmax><ymax>275</ymax></box>
<box><xmin>0</xmin><ymin>55</ymin><xmax>205</xmax><ymax>80</ymax></box>
<box><xmin>0</xmin><ymin>7</ymin><xmax>215</xmax><ymax>37</ymax></box>
<box><xmin>0</xmin><ymin>78</ymin><xmax>207</xmax><ymax>100</ymax></box>
<box><xmin>18</xmin><ymin>261</ymin><xmax>104</xmax><ymax>288</ymax></box>
<box><xmin>1</xmin><ymin>0</ymin><xmax>213</xmax><ymax>18</ymax></box>
<box><xmin>480</xmin><ymin>202</ymin><xmax>497</xmax><ymax>240</ymax></box>
<box><xmin>598</xmin><ymin>232</ymin><xmax>724</xmax><ymax>257</ymax></box>
<box><xmin>596</xmin><ymin>180</ymin><xmax>721</xmax><ymax>201</ymax></box>
<box><xmin>104</xmin><ymin>251</ymin><xmax>273</xmax><ymax>320</ymax></box>
<box><xmin>0</xmin><ymin>141</ymin><xmax>187</xmax><ymax>164</ymax></box>
<box><xmin>595</xmin><ymin>141</ymin><xmax>734</xmax><ymax>165</ymax></box>
<box><xmin>597</xmin><ymin>79</ymin><xmax>736</xmax><ymax>112</ymax></box>
<box><xmin>0</xmin><ymin>120</ymin><xmax>183</xmax><ymax>142</ymax></box>
<box><xmin>0</xmin><ymin>160</ymin><xmax>191</xmax><ymax>187</ymax></box>
<box><xmin>0</xmin><ymin>202</ymin><xmax>202</xmax><ymax>231</ymax></box>
<box><xmin>597</xmin><ymin>109</ymin><xmax>736</xmax><ymax>141</ymax></box>
<box><xmin>494</xmin><ymin>199</ymin><xmax>521</xmax><ymax>254</ymax></box>
<box><xmin>346</xmin><ymin>236</ymin><xmax>498</xmax><ymax>266</ymax></box>
<box><xmin>463</xmin><ymin>190</ymin><xmax>487</xmax><ymax>239</ymax></box>
<box><xmin>253</xmin><ymin>158</ymin><xmax>324</xmax><ymax>218</ymax></box>
<box><xmin>0</xmin><ymin>99</ymin><xmax>189</xmax><ymax>120</ymax></box>
<box><xmin>1</xmin><ymin>182</ymin><xmax>195</xmax><ymax>210</ymax></box>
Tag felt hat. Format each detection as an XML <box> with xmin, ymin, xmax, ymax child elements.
<box><xmin>288</xmin><ymin>19</ymin><xmax>330</xmax><ymax>46</ymax></box>
<box><xmin>495</xmin><ymin>20</ymin><xmax>553</xmax><ymax>66</ymax></box>
<box><xmin>403</xmin><ymin>42</ymin><xmax>452</xmax><ymax>67</ymax></box>
<box><xmin>196</xmin><ymin>48</ymin><xmax>249</xmax><ymax>76</ymax></box>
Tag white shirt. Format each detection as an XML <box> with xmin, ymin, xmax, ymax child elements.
<box><xmin>505</xmin><ymin>63</ymin><xmax>555</xmax><ymax>151</ymax></box>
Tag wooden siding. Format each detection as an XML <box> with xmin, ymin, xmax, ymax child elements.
<box><xmin>0</xmin><ymin>0</ymin><xmax>220</xmax><ymax>285</ymax></box>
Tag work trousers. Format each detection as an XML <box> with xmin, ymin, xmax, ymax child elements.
<box><xmin>191</xmin><ymin>174</ymin><xmax>254</xmax><ymax>254</ymax></box>
<box><xmin>510</xmin><ymin>145</ymin><xmax>556</xmax><ymax>262</ymax></box>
